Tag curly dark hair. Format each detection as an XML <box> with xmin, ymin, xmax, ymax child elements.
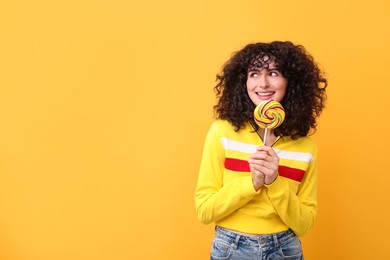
<box><xmin>214</xmin><ymin>41</ymin><xmax>327</xmax><ymax>139</ymax></box>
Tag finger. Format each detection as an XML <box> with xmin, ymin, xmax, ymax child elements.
<box><xmin>249</xmin><ymin>152</ymin><xmax>270</xmax><ymax>161</ymax></box>
<box><xmin>250</xmin><ymin>163</ymin><xmax>264</xmax><ymax>175</ymax></box>
<box><xmin>256</xmin><ymin>148</ymin><xmax>279</xmax><ymax>163</ymax></box>
<box><xmin>265</xmin><ymin>147</ymin><xmax>279</xmax><ymax>159</ymax></box>
<box><xmin>256</xmin><ymin>146</ymin><xmax>278</xmax><ymax>157</ymax></box>
<box><xmin>254</xmin><ymin>165</ymin><xmax>271</xmax><ymax>175</ymax></box>
<box><xmin>255</xmin><ymin>171</ymin><xmax>265</xmax><ymax>180</ymax></box>
<box><xmin>250</xmin><ymin>164</ymin><xmax>263</xmax><ymax>175</ymax></box>
<box><xmin>249</xmin><ymin>154</ymin><xmax>273</xmax><ymax>164</ymax></box>
<box><xmin>256</xmin><ymin>145</ymin><xmax>272</xmax><ymax>153</ymax></box>
<box><xmin>250</xmin><ymin>160</ymin><xmax>270</xmax><ymax>171</ymax></box>
<box><xmin>249</xmin><ymin>160</ymin><xmax>275</xmax><ymax>173</ymax></box>
<box><xmin>249</xmin><ymin>152</ymin><xmax>265</xmax><ymax>160</ymax></box>
<box><xmin>254</xmin><ymin>163</ymin><xmax>278</xmax><ymax>176</ymax></box>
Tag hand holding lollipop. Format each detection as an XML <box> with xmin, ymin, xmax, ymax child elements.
<box><xmin>254</xmin><ymin>100</ymin><xmax>285</xmax><ymax>146</ymax></box>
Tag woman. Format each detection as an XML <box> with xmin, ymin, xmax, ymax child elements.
<box><xmin>195</xmin><ymin>41</ymin><xmax>327</xmax><ymax>259</ymax></box>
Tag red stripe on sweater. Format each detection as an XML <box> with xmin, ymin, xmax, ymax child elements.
<box><xmin>224</xmin><ymin>158</ymin><xmax>305</xmax><ymax>182</ymax></box>
<box><xmin>278</xmin><ymin>165</ymin><xmax>305</xmax><ymax>182</ymax></box>
<box><xmin>224</xmin><ymin>158</ymin><xmax>251</xmax><ymax>172</ymax></box>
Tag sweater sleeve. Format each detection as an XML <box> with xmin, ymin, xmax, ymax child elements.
<box><xmin>265</xmin><ymin>147</ymin><xmax>318</xmax><ymax>237</ymax></box>
<box><xmin>195</xmin><ymin>122</ymin><xmax>260</xmax><ymax>224</ymax></box>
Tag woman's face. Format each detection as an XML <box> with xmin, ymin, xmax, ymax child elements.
<box><xmin>246</xmin><ymin>60</ymin><xmax>288</xmax><ymax>106</ymax></box>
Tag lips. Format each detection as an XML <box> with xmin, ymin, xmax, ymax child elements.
<box><xmin>256</xmin><ymin>92</ymin><xmax>275</xmax><ymax>100</ymax></box>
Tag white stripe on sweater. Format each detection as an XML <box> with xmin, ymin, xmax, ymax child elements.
<box><xmin>220</xmin><ymin>137</ymin><xmax>313</xmax><ymax>162</ymax></box>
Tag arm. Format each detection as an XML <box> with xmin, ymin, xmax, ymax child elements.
<box><xmin>265</xmin><ymin>148</ymin><xmax>318</xmax><ymax>237</ymax></box>
<box><xmin>195</xmin><ymin>123</ymin><xmax>260</xmax><ymax>224</ymax></box>
<box><xmin>248</xmin><ymin>145</ymin><xmax>318</xmax><ymax>236</ymax></box>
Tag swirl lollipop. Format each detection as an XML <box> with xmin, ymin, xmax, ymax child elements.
<box><xmin>254</xmin><ymin>100</ymin><xmax>285</xmax><ymax>146</ymax></box>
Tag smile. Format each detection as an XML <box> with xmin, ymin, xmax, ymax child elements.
<box><xmin>256</xmin><ymin>92</ymin><xmax>275</xmax><ymax>97</ymax></box>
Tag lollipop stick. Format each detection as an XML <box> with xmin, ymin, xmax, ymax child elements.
<box><xmin>263</xmin><ymin>127</ymin><xmax>268</xmax><ymax>146</ymax></box>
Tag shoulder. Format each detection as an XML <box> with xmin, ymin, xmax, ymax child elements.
<box><xmin>209</xmin><ymin>120</ymin><xmax>252</xmax><ymax>136</ymax></box>
<box><xmin>209</xmin><ymin>119</ymin><xmax>233</xmax><ymax>133</ymax></box>
<box><xmin>210</xmin><ymin>119</ymin><xmax>234</xmax><ymax>128</ymax></box>
<box><xmin>293</xmin><ymin>136</ymin><xmax>317</xmax><ymax>149</ymax></box>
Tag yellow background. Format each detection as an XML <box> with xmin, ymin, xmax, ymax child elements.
<box><xmin>0</xmin><ymin>0</ymin><xmax>389</xmax><ymax>259</ymax></box>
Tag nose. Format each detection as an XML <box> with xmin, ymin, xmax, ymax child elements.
<box><xmin>257</xmin><ymin>74</ymin><xmax>269</xmax><ymax>88</ymax></box>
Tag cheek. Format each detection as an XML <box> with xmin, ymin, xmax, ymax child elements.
<box><xmin>245</xmin><ymin>81</ymin><xmax>251</xmax><ymax>91</ymax></box>
<box><xmin>246</xmin><ymin>79</ymin><xmax>256</xmax><ymax>90</ymax></box>
<box><xmin>276</xmin><ymin>80</ymin><xmax>288</xmax><ymax>91</ymax></box>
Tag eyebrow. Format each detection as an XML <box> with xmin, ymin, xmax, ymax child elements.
<box><xmin>248</xmin><ymin>67</ymin><xmax>279</xmax><ymax>72</ymax></box>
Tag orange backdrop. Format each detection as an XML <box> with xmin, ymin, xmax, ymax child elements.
<box><xmin>0</xmin><ymin>0</ymin><xmax>389</xmax><ymax>259</ymax></box>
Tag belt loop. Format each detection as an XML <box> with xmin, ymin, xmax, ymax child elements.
<box><xmin>272</xmin><ymin>234</ymin><xmax>280</xmax><ymax>248</ymax></box>
<box><xmin>231</xmin><ymin>234</ymin><xmax>241</xmax><ymax>250</ymax></box>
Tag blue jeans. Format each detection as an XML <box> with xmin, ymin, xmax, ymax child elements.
<box><xmin>210</xmin><ymin>226</ymin><xmax>304</xmax><ymax>260</ymax></box>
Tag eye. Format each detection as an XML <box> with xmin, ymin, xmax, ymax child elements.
<box><xmin>269</xmin><ymin>70</ymin><xmax>279</xmax><ymax>76</ymax></box>
<box><xmin>248</xmin><ymin>71</ymin><xmax>258</xmax><ymax>77</ymax></box>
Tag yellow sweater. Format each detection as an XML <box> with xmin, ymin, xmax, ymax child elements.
<box><xmin>195</xmin><ymin>120</ymin><xmax>318</xmax><ymax>237</ymax></box>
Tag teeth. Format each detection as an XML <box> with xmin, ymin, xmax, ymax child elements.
<box><xmin>257</xmin><ymin>92</ymin><xmax>273</xmax><ymax>96</ymax></box>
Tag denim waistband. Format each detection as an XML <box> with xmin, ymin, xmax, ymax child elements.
<box><xmin>215</xmin><ymin>226</ymin><xmax>295</xmax><ymax>248</ymax></box>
